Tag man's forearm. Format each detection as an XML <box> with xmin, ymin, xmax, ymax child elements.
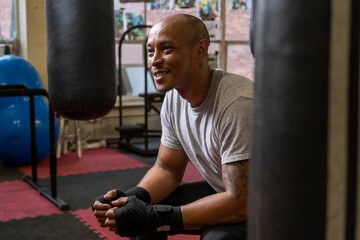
<box><xmin>138</xmin><ymin>164</ymin><xmax>185</xmax><ymax>204</ymax></box>
<box><xmin>180</xmin><ymin>191</ymin><xmax>247</xmax><ymax>229</ymax></box>
<box><xmin>137</xmin><ymin>144</ymin><xmax>188</xmax><ymax>204</ymax></box>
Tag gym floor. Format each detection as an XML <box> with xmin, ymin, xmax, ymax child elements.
<box><xmin>0</xmin><ymin>146</ymin><xmax>203</xmax><ymax>240</ymax></box>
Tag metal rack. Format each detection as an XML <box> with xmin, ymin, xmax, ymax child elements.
<box><xmin>116</xmin><ymin>25</ymin><xmax>164</xmax><ymax>156</ymax></box>
<box><xmin>0</xmin><ymin>84</ymin><xmax>70</xmax><ymax>211</ymax></box>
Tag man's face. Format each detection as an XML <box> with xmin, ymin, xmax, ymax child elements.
<box><xmin>146</xmin><ymin>21</ymin><xmax>197</xmax><ymax>93</ymax></box>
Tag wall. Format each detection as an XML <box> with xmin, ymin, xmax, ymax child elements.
<box><xmin>17</xmin><ymin>0</ymin><xmax>48</xmax><ymax>89</ymax></box>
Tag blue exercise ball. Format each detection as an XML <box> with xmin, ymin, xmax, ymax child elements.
<box><xmin>0</xmin><ymin>55</ymin><xmax>59</xmax><ymax>166</ymax></box>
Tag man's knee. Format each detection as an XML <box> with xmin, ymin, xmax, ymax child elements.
<box><xmin>200</xmin><ymin>222</ymin><xmax>247</xmax><ymax>240</ymax></box>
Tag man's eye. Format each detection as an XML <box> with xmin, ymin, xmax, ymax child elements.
<box><xmin>163</xmin><ymin>46</ymin><xmax>172</xmax><ymax>52</ymax></box>
<box><xmin>147</xmin><ymin>49</ymin><xmax>154</xmax><ymax>56</ymax></box>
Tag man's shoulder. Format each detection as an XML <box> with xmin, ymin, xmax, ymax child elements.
<box><xmin>215</xmin><ymin>70</ymin><xmax>254</xmax><ymax>100</ymax></box>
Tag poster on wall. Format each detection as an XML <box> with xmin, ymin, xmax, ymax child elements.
<box><xmin>150</xmin><ymin>0</ymin><xmax>172</xmax><ymax>10</ymax></box>
<box><xmin>123</xmin><ymin>11</ymin><xmax>146</xmax><ymax>40</ymax></box>
<box><xmin>114</xmin><ymin>9</ymin><xmax>124</xmax><ymax>38</ymax></box>
<box><xmin>227</xmin><ymin>0</ymin><xmax>248</xmax><ymax>10</ymax></box>
<box><xmin>175</xmin><ymin>0</ymin><xmax>196</xmax><ymax>8</ymax></box>
<box><xmin>197</xmin><ymin>0</ymin><xmax>219</xmax><ymax>20</ymax></box>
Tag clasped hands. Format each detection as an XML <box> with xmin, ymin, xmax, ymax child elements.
<box><xmin>93</xmin><ymin>189</ymin><xmax>125</xmax><ymax>234</ymax></box>
<box><xmin>93</xmin><ymin>189</ymin><xmax>183</xmax><ymax>237</ymax></box>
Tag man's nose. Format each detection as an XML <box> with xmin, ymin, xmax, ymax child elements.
<box><xmin>149</xmin><ymin>51</ymin><xmax>163</xmax><ymax>67</ymax></box>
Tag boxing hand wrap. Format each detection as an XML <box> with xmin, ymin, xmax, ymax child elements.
<box><xmin>93</xmin><ymin>187</ymin><xmax>151</xmax><ymax>211</ymax></box>
<box><xmin>114</xmin><ymin>196</ymin><xmax>183</xmax><ymax>237</ymax></box>
<box><xmin>125</xmin><ymin>186</ymin><xmax>151</xmax><ymax>204</ymax></box>
<box><xmin>92</xmin><ymin>189</ymin><xmax>127</xmax><ymax>211</ymax></box>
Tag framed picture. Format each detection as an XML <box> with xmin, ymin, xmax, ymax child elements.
<box><xmin>150</xmin><ymin>0</ymin><xmax>171</xmax><ymax>10</ymax></box>
<box><xmin>123</xmin><ymin>11</ymin><xmax>146</xmax><ymax>40</ymax></box>
<box><xmin>197</xmin><ymin>0</ymin><xmax>219</xmax><ymax>20</ymax></box>
<box><xmin>175</xmin><ymin>0</ymin><xmax>196</xmax><ymax>8</ymax></box>
<box><xmin>114</xmin><ymin>9</ymin><xmax>124</xmax><ymax>38</ymax></box>
<box><xmin>227</xmin><ymin>0</ymin><xmax>248</xmax><ymax>10</ymax></box>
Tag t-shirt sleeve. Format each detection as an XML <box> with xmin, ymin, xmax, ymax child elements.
<box><xmin>219</xmin><ymin>97</ymin><xmax>253</xmax><ymax>164</ymax></box>
<box><xmin>160</xmin><ymin>93</ymin><xmax>183</xmax><ymax>150</ymax></box>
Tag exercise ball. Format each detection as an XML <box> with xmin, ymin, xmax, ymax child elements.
<box><xmin>0</xmin><ymin>55</ymin><xmax>59</xmax><ymax>166</ymax></box>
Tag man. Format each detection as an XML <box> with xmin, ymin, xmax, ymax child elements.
<box><xmin>93</xmin><ymin>13</ymin><xmax>253</xmax><ymax>240</ymax></box>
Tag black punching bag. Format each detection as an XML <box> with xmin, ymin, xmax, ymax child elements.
<box><xmin>249</xmin><ymin>0</ymin><xmax>331</xmax><ymax>239</ymax></box>
<box><xmin>45</xmin><ymin>0</ymin><xmax>116</xmax><ymax>120</ymax></box>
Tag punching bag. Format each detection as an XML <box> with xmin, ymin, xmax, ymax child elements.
<box><xmin>45</xmin><ymin>0</ymin><xmax>116</xmax><ymax>120</ymax></box>
<box><xmin>249</xmin><ymin>0</ymin><xmax>331</xmax><ymax>239</ymax></box>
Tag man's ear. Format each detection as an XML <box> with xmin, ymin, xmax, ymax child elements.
<box><xmin>196</xmin><ymin>38</ymin><xmax>209</xmax><ymax>58</ymax></box>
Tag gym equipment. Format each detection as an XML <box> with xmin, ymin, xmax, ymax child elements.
<box><xmin>249</xmin><ymin>0</ymin><xmax>331</xmax><ymax>239</ymax></box>
<box><xmin>45</xmin><ymin>0</ymin><xmax>116</xmax><ymax>120</ymax></box>
<box><xmin>0</xmin><ymin>85</ymin><xmax>69</xmax><ymax>210</ymax></box>
<box><xmin>56</xmin><ymin>117</ymin><xmax>82</xmax><ymax>159</ymax></box>
<box><xmin>0</xmin><ymin>56</ymin><xmax>68</xmax><ymax>210</ymax></box>
<box><xmin>0</xmin><ymin>55</ymin><xmax>59</xmax><ymax>166</ymax></box>
<box><xmin>116</xmin><ymin>25</ymin><xmax>165</xmax><ymax>156</ymax></box>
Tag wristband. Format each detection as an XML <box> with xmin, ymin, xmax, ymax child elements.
<box><xmin>92</xmin><ymin>187</ymin><xmax>151</xmax><ymax>212</ymax></box>
<box><xmin>125</xmin><ymin>186</ymin><xmax>151</xmax><ymax>204</ymax></box>
<box><xmin>154</xmin><ymin>205</ymin><xmax>183</xmax><ymax>232</ymax></box>
<box><xmin>114</xmin><ymin>196</ymin><xmax>183</xmax><ymax>237</ymax></box>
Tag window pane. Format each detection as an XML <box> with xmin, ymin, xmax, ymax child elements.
<box><xmin>225</xmin><ymin>0</ymin><xmax>251</xmax><ymax>41</ymax></box>
<box><xmin>227</xmin><ymin>44</ymin><xmax>254</xmax><ymax>80</ymax></box>
<box><xmin>0</xmin><ymin>0</ymin><xmax>14</xmax><ymax>39</ymax></box>
<box><xmin>226</xmin><ymin>8</ymin><xmax>251</xmax><ymax>41</ymax></box>
<box><xmin>225</xmin><ymin>1</ymin><xmax>254</xmax><ymax>80</ymax></box>
<box><xmin>209</xmin><ymin>42</ymin><xmax>220</xmax><ymax>68</ymax></box>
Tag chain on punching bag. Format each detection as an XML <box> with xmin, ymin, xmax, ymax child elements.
<box><xmin>45</xmin><ymin>0</ymin><xmax>116</xmax><ymax>120</ymax></box>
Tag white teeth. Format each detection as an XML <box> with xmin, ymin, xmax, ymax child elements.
<box><xmin>156</xmin><ymin>72</ymin><xmax>167</xmax><ymax>77</ymax></box>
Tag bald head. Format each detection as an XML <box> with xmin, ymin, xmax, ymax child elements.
<box><xmin>146</xmin><ymin>14</ymin><xmax>212</xmax><ymax>98</ymax></box>
<box><xmin>154</xmin><ymin>14</ymin><xmax>210</xmax><ymax>47</ymax></box>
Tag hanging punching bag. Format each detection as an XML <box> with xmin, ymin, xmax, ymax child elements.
<box><xmin>249</xmin><ymin>0</ymin><xmax>331</xmax><ymax>239</ymax></box>
<box><xmin>45</xmin><ymin>0</ymin><xmax>116</xmax><ymax>120</ymax></box>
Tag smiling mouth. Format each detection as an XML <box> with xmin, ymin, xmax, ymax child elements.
<box><xmin>153</xmin><ymin>70</ymin><xmax>169</xmax><ymax>78</ymax></box>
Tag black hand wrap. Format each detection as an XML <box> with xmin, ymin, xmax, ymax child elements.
<box><xmin>125</xmin><ymin>186</ymin><xmax>151</xmax><ymax>204</ymax></box>
<box><xmin>114</xmin><ymin>196</ymin><xmax>183</xmax><ymax>237</ymax></box>
<box><xmin>92</xmin><ymin>187</ymin><xmax>150</xmax><ymax>211</ymax></box>
<box><xmin>92</xmin><ymin>189</ymin><xmax>127</xmax><ymax>211</ymax></box>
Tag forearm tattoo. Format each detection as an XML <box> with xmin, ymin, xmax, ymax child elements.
<box><xmin>222</xmin><ymin>160</ymin><xmax>249</xmax><ymax>199</ymax></box>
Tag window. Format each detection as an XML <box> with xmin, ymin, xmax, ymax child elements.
<box><xmin>0</xmin><ymin>0</ymin><xmax>16</xmax><ymax>55</ymax></box>
<box><xmin>225</xmin><ymin>1</ymin><xmax>254</xmax><ymax>80</ymax></box>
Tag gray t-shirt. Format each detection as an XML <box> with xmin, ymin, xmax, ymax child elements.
<box><xmin>160</xmin><ymin>69</ymin><xmax>254</xmax><ymax>192</ymax></box>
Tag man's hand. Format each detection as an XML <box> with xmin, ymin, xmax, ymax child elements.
<box><xmin>104</xmin><ymin>207</ymin><xmax>120</xmax><ymax>233</ymax></box>
<box><xmin>104</xmin><ymin>197</ymin><xmax>127</xmax><ymax>233</ymax></box>
<box><xmin>103</xmin><ymin>189</ymin><xmax>120</xmax><ymax>200</ymax></box>
<box><xmin>93</xmin><ymin>201</ymin><xmax>111</xmax><ymax>227</ymax></box>
<box><xmin>92</xmin><ymin>189</ymin><xmax>127</xmax><ymax>227</ymax></box>
<box><xmin>105</xmin><ymin>196</ymin><xmax>183</xmax><ymax>237</ymax></box>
